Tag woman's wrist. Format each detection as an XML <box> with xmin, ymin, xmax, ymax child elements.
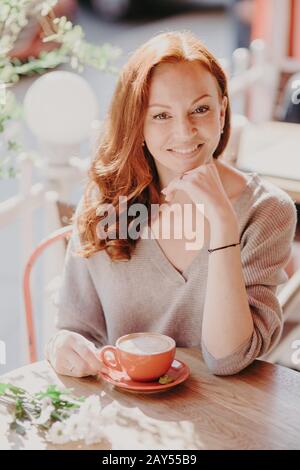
<box><xmin>209</xmin><ymin>216</ymin><xmax>239</xmax><ymax>250</ymax></box>
<box><xmin>208</xmin><ymin>241</ymin><xmax>241</xmax><ymax>254</ymax></box>
<box><xmin>208</xmin><ymin>203</ymin><xmax>237</xmax><ymax>224</ymax></box>
<box><xmin>44</xmin><ymin>330</ymin><xmax>64</xmax><ymax>362</ymax></box>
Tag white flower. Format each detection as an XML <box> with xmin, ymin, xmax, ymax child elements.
<box><xmin>34</xmin><ymin>396</ymin><xmax>55</xmax><ymax>425</ymax></box>
<box><xmin>78</xmin><ymin>395</ymin><xmax>102</xmax><ymax>419</ymax></box>
<box><xmin>46</xmin><ymin>394</ymin><xmax>106</xmax><ymax>446</ymax></box>
<box><xmin>47</xmin><ymin>421</ymin><xmax>69</xmax><ymax>444</ymax></box>
<box><xmin>63</xmin><ymin>414</ymin><xmax>81</xmax><ymax>438</ymax></box>
<box><xmin>84</xmin><ymin>426</ymin><xmax>106</xmax><ymax>446</ymax></box>
<box><xmin>32</xmin><ymin>0</ymin><xmax>58</xmax><ymax>17</ymax></box>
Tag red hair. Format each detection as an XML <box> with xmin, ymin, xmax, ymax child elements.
<box><xmin>77</xmin><ymin>31</ymin><xmax>231</xmax><ymax>260</ymax></box>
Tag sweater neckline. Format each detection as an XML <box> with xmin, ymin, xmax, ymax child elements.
<box><xmin>143</xmin><ymin>171</ymin><xmax>259</xmax><ymax>285</ymax></box>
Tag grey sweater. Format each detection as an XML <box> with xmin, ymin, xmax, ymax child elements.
<box><xmin>55</xmin><ymin>173</ymin><xmax>297</xmax><ymax>375</ymax></box>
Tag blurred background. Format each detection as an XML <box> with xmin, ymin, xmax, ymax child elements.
<box><xmin>1</xmin><ymin>0</ymin><xmax>300</xmax><ymax>374</ymax></box>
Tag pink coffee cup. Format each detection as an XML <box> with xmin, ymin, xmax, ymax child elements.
<box><xmin>99</xmin><ymin>332</ymin><xmax>176</xmax><ymax>382</ymax></box>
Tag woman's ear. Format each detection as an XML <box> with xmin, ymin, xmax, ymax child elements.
<box><xmin>220</xmin><ymin>96</ymin><xmax>228</xmax><ymax>129</ymax></box>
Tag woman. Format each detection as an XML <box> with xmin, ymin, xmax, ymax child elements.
<box><xmin>46</xmin><ymin>31</ymin><xmax>297</xmax><ymax>377</ymax></box>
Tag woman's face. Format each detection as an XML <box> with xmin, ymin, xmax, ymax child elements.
<box><xmin>143</xmin><ymin>61</ymin><xmax>227</xmax><ymax>180</ymax></box>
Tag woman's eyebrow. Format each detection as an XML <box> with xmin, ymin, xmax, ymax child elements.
<box><xmin>148</xmin><ymin>93</ymin><xmax>212</xmax><ymax>108</ymax></box>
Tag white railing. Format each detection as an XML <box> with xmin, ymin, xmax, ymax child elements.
<box><xmin>0</xmin><ymin>155</ymin><xmax>64</xmax><ymax>363</ymax></box>
<box><xmin>0</xmin><ymin>40</ymin><xmax>278</xmax><ymax>363</ymax></box>
<box><xmin>229</xmin><ymin>39</ymin><xmax>280</xmax><ymax>124</ymax></box>
<box><xmin>280</xmin><ymin>58</ymin><xmax>300</xmax><ymax>74</ymax></box>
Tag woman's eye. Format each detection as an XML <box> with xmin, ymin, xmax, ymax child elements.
<box><xmin>153</xmin><ymin>112</ymin><xmax>169</xmax><ymax>120</ymax></box>
<box><xmin>193</xmin><ymin>105</ymin><xmax>209</xmax><ymax>114</ymax></box>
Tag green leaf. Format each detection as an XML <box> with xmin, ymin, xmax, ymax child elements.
<box><xmin>0</xmin><ymin>381</ymin><xmax>90</xmax><ymax>441</ymax></box>
<box><xmin>0</xmin><ymin>383</ymin><xmax>11</xmax><ymax>396</ymax></box>
<box><xmin>7</xmin><ymin>139</ymin><xmax>21</xmax><ymax>151</ymax></box>
<box><xmin>0</xmin><ymin>383</ymin><xmax>26</xmax><ymax>396</ymax></box>
<box><xmin>15</xmin><ymin>399</ymin><xmax>25</xmax><ymax>419</ymax></box>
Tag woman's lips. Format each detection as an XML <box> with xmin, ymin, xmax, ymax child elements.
<box><xmin>168</xmin><ymin>143</ymin><xmax>204</xmax><ymax>158</ymax></box>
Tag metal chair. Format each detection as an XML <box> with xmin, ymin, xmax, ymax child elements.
<box><xmin>23</xmin><ymin>225</ymin><xmax>73</xmax><ymax>363</ymax></box>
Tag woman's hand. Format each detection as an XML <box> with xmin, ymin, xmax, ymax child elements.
<box><xmin>161</xmin><ymin>162</ymin><xmax>234</xmax><ymax>220</ymax></box>
<box><xmin>161</xmin><ymin>161</ymin><xmax>240</xmax><ymax>247</ymax></box>
<box><xmin>46</xmin><ymin>330</ymin><xmax>104</xmax><ymax>377</ymax></box>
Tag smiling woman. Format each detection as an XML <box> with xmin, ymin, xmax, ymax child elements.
<box><xmin>143</xmin><ymin>60</ymin><xmax>228</xmax><ymax>186</ymax></box>
<box><xmin>77</xmin><ymin>31</ymin><xmax>231</xmax><ymax>261</ymax></box>
<box><xmin>45</xmin><ymin>31</ymin><xmax>297</xmax><ymax>379</ymax></box>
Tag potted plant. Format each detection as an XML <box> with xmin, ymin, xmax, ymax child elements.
<box><xmin>0</xmin><ymin>0</ymin><xmax>121</xmax><ymax>178</ymax></box>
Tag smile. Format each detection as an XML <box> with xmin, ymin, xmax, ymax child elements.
<box><xmin>168</xmin><ymin>143</ymin><xmax>203</xmax><ymax>156</ymax></box>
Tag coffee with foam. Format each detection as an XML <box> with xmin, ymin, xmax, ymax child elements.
<box><xmin>119</xmin><ymin>334</ymin><xmax>173</xmax><ymax>355</ymax></box>
<box><xmin>100</xmin><ymin>332</ymin><xmax>176</xmax><ymax>381</ymax></box>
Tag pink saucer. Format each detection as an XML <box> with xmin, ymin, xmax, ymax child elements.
<box><xmin>99</xmin><ymin>358</ymin><xmax>190</xmax><ymax>394</ymax></box>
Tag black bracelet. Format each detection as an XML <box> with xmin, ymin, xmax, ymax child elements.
<box><xmin>208</xmin><ymin>241</ymin><xmax>241</xmax><ymax>254</ymax></box>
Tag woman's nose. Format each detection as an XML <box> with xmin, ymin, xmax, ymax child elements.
<box><xmin>175</xmin><ymin>117</ymin><xmax>197</xmax><ymax>141</ymax></box>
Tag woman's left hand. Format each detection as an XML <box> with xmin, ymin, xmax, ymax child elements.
<box><xmin>161</xmin><ymin>162</ymin><xmax>232</xmax><ymax>218</ymax></box>
<box><xmin>161</xmin><ymin>161</ymin><xmax>239</xmax><ymax>234</ymax></box>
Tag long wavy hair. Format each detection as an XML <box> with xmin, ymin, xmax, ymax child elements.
<box><xmin>77</xmin><ymin>31</ymin><xmax>231</xmax><ymax>260</ymax></box>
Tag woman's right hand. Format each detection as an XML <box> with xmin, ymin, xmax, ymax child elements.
<box><xmin>46</xmin><ymin>330</ymin><xmax>104</xmax><ymax>377</ymax></box>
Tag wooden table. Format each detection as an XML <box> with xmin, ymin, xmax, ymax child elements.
<box><xmin>235</xmin><ymin>121</ymin><xmax>300</xmax><ymax>203</ymax></box>
<box><xmin>1</xmin><ymin>348</ymin><xmax>300</xmax><ymax>450</ymax></box>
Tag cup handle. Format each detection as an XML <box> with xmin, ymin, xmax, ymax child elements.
<box><xmin>99</xmin><ymin>346</ymin><xmax>123</xmax><ymax>372</ymax></box>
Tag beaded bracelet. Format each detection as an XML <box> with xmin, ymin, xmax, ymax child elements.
<box><xmin>208</xmin><ymin>241</ymin><xmax>241</xmax><ymax>254</ymax></box>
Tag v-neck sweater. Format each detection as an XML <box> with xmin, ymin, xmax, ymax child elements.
<box><xmin>54</xmin><ymin>173</ymin><xmax>297</xmax><ymax>375</ymax></box>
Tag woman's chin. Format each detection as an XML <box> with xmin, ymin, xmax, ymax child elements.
<box><xmin>175</xmin><ymin>157</ymin><xmax>206</xmax><ymax>172</ymax></box>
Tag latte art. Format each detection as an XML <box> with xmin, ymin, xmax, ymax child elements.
<box><xmin>100</xmin><ymin>333</ymin><xmax>176</xmax><ymax>382</ymax></box>
<box><xmin>119</xmin><ymin>335</ymin><xmax>172</xmax><ymax>355</ymax></box>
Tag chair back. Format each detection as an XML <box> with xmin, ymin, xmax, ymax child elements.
<box><xmin>23</xmin><ymin>225</ymin><xmax>73</xmax><ymax>363</ymax></box>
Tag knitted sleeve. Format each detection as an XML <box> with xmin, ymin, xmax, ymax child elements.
<box><xmin>202</xmin><ymin>191</ymin><xmax>297</xmax><ymax>375</ymax></box>
<box><xmin>54</xmin><ymin>200</ymin><xmax>107</xmax><ymax>347</ymax></box>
